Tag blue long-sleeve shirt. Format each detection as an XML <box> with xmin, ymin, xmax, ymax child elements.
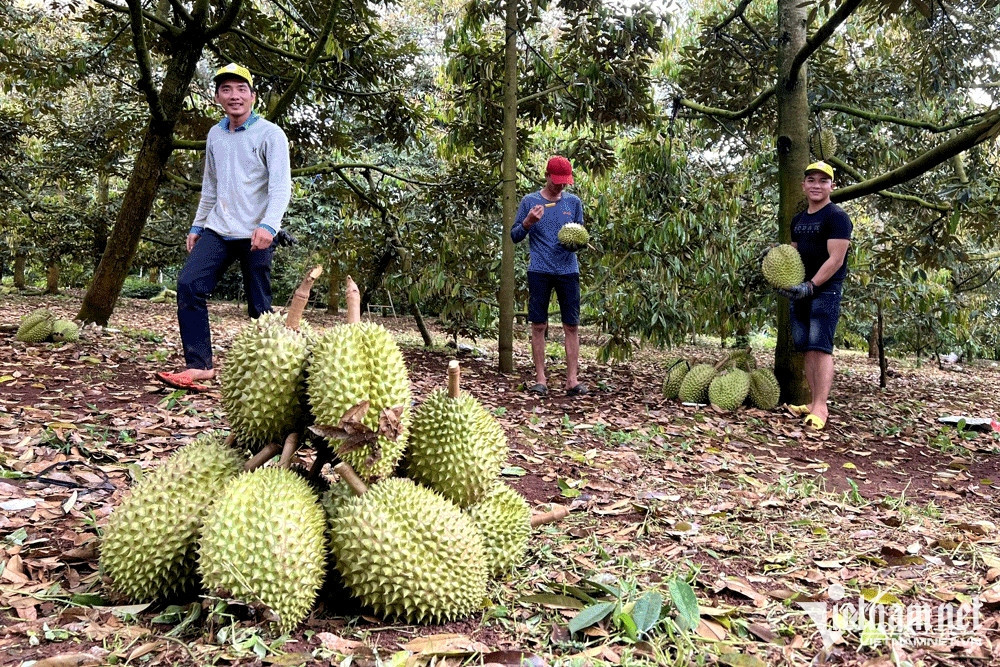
<box><xmin>511</xmin><ymin>191</ymin><xmax>584</xmax><ymax>275</ymax></box>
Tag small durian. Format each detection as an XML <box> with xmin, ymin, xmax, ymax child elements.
<box><xmin>677</xmin><ymin>363</ymin><xmax>717</xmax><ymax>404</ymax></box>
<box><xmin>221</xmin><ymin>312</ymin><xmax>311</xmax><ymax>451</ymax></box>
<box><xmin>51</xmin><ymin>319</ymin><xmax>80</xmax><ymax>343</ymax></box>
<box><xmin>557</xmin><ymin>223</ymin><xmax>589</xmax><ymax>251</ymax></box>
<box><xmin>810</xmin><ymin>128</ymin><xmax>838</xmax><ymax>159</ymax></box>
<box><xmin>661</xmin><ymin>358</ymin><xmax>690</xmax><ymax>399</ymax></box>
<box><xmin>708</xmin><ymin>368</ymin><xmax>750</xmax><ymax>411</ymax></box>
<box><xmin>100</xmin><ymin>433</ymin><xmax>244</xmax><ymax>601</ymax></box>
<box><xmin>407</xmin><ymin>361</ymin><xmax>507</xmax><ymax>508</ymax></box>
<box><xmin>198</xmin><ymin>467</ymin><xmax>327</xmax><ymax>631</ymax></box>
<box><xmin>747</xmin><ymin>368</ymin><xmax>781</xmax><ymax>410</ymax></box>
<box><xmin>329</xmin><ymin>477</ymin><xmax>487</xmax><ymax>624</ymax></box>
<box><xmin>466</xmin><ymin>483</ymin><xmax>531</xmax><ymax>576</ymax></box>
<box><xmin>16</xmin><ymin>308</ymin><xmax>55</xmax><ymax>343</ymax></box>
<box><xmin>762</xmin><ymin>245</ymin><xmax>806</xmax><ymax>290</ymax></box>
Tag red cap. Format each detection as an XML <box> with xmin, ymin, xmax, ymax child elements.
<box><xmin>546</xmin><ymin>156</ymin><xmax>574</xmax><ymax>185</ymax></box>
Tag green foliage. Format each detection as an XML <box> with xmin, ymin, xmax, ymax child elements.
<box><xmin>120</xmin><ymin>278</ymin><xmax>164</xmax><ymax>300</ymax></box>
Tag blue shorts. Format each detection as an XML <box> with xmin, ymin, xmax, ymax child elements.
<box><xmin>790</xmin><ymin>285</ymin><xmax>842</xmax><ymax>354</ymax></box>
<box><xmin>527</xmin><ymin>271</ymin><xmax>580</xmax><ymax>325</ymax></box>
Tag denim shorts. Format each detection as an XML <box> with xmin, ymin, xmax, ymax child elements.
<box><xmin>790</xmin><ymin>284</ymin><xmax>842</xmax><ymax>354</ymax></box>
<box><xmin>527</xmin><ymin>271</ymin><xmax>580</xmax><ymax>325</ymax></box>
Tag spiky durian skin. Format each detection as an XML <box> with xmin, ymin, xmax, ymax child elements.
<box><xmin>407</xmin><ymin>389</ymin><xmax>508</xmax><ymax>508</ymax></box>
<box><xmin>466</xmin><ymin>484</ymin><xmax>531</xmax><ymax>576</ymax></box>
<box><xmin>661</xmin><ymin>358</ymin><xmax>690</xmax><ymax>399</ymax></box>
<box><xmin>307</xmin><ymin>322</ymin><xmax>411</xmax><ymax>481</ymax></box>
<box><xmin>329</xmin><ymin>478</ymin><xmax>487</xmax><ymax>624</ymax></box>
<box><xmin>100</xmin><ymin>433</ymin><xmax>244</xmax><ymax>602</ymax></box>
<box><xmin>748</xmin><ymin>368</ymin><xmax>781</xmax><ymax>410</ymax></box>
<box><xmin>723</xmin><ymin>350</ymin><xmax>756</xmax><ymax>372</ymax></box>
<box><xmin>221</xmin><ymin>312</ymin><xmax>310</xmax><ymax>451</ymax></box>
<box><xmin>557</xmin><ymin>223</ymin><xmax>589</xmax><ymax>248</ymax></box>
<box><xmin>51</xmin><ymin>319</ymin><xmax>80</xmax><ymax>343</ymax></box>
<box><xmin>762</xmin><ymin>245</ymin><xmax>806</xmax><ymax>290</ymax></box>
<box><xmin>198</xmin><ymin>467</ymin><xmax>327</xmax><ymax>631</ymax></box>
<box><xmin>708</xmin><ymin>369</ymin><xmax>750</xmax><ymax>411</ymax></box>
<box><xmin>810</xmin><ymin>128</ymin><xmax>838</xmax><ymax>159</ymax></box>
<box><xmin>16</xmin><ymin>308</ymin><xmax>55</xmax><ymax>343</ymax></box>
<box><xmin>320</xmin><ymin>481</ymin><xmax>355</xmax><ymax>525</ymax></box>
<box><xmin>677</xmin><ymin>364</ymin><xmax>716</xmax><ymax>403</ymax></box>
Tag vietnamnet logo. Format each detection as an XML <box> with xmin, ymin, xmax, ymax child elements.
<box><xmin>799</xmin><ymin>584</ymin><xmax>985</xmax><ymax>648</ymax></box>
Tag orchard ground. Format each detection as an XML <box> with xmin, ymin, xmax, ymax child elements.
<box><xmin>2</xmin><ymin>290</ymin><xmax>999</xmax><ymax>667</ymax></box>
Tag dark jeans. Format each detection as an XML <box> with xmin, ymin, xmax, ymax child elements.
<box><xmin>176</xmin><ymin>229</ymin><xmax>273</xmax><ymax>370</ymax></box>
<box><xmin>527</xmin><ymin>271</ymin><xmax>580</xmax><ymax>325</ymax></box>
<box><xmin>790</xmin><ymin>284</ymin><xmax>842</xmax><ymax>355</ymax></box>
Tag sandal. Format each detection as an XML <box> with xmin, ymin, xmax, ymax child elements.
<box><xmin>803</xmin><ymin>413</ymin><xmax>826</xmax><ymax>430</ymax></box>
<box><xmin>156</xmin><ymin>370</ymin><xmax>211</xmax><ymax>393</ymax></box>
<box><xmin>786</xmin><ymin>403</ymin><xmax>811</xmax><ymax>416</ymax></box>
<box><xmin>527</xmin><ymin>383</ymin><xmax>548</xmax><ymax>396</ymax></box>
<box><xmin>567</xmin><ymin>383</ymin><xmax>589</xmax><ymax>397</ymax></box>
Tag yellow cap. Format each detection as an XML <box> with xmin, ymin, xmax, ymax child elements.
<box><xmin>804</xmin><ymin>161</ymin><xmax>834</xmax><ymax>179</ymax></box>
<box><xmin>213</xmin><ymin>63</ymin><xmax>253</xmax><ymax>89</ymax></box>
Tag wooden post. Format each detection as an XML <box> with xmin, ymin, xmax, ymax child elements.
<box><xmin>447</xmin><ymin>360</ymin><xmax>461</xmax><ymax>398</ymax></box>
<box><xmin>286</xmin><ymin>265</ymin><xmax>323</xmax><ymax>331</ymax></box>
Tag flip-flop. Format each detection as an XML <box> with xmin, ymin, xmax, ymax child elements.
<box><xmin>567</xmin><ymin>383</ymin><xmax>589</xmax><ymax>397</ymax></box>
<box><xmin>787</xmin><ymin>403</ymin><xmax>811</xmax><ymax>416</ymax></box>
<box><xmin>527</xmin><ymin>383</ymin><xmax>548</xmax><ymax>396</ymax></box>
<box><xmin>156</xmin><ymin>371</ymin><xmax>210</xmax><ymax>392</ymax></box>
<box><xmin>803</xmin><ymin>413</ymin><xmax>826</xmax><ymax>430</ymax></box>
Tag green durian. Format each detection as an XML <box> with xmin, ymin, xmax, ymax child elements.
<box><xmin>100</xmin><ymin>433</ymin><xmax>244</xmax><ymax>602</ymax></box>
<box><xmin>199</xmin><ymin>467</ymin><xmax>327</xmax><ymax>631</ymax></box>
<box><xmin>407</xmin><ymin>387</ymin><xmax>508</xmax><ymax>508</ymax></box>
<box><xmin>16</xmin><ymin>308</ymin><xmax>55</xmax><ymax>343</ymax></box>
<box><xmin>51</xmin><ymin>319</ymin><xmax>80</xmax><ymax>343</ymax></box>
<box><xmin>708</xmin><ymin>368</ymin><xmax>750</xmax><ymax>411</ymax></box>
<box><xmin>466</xmin><ymin>483</ymin><xmax>531</xmax><ymax>576</ymax></box>
<box><xmin>557</xmin><ymin>223</ymin><xmax>589</xmax><ymax>250</ymax></box>
<box><xmin>221</xmin><ymin>312</ymin><xmax>310</xmax><ymax>451</ymax></box>
<box><xmin>661</xmin><ymin>358</ymin><xmax>690</xmax><ymax>399</ymax></box>
<box><xmin>723</xmin><ymin>349</ymin><xmax>756</xmax><ymax>372</ymax></box>
<box><xmin>810</xmin><ymin>128</ymin><xmax>838</xmax><ymax>159</ymax></box>
<box><xmin>677</xmin><ymin>363</ymin><xmax>716</xmax><ymax>404</ymax></box>
<box><xmin>747</xmin><ymin>368</ymin><xmax>781</xmax><ymax>410</ymax></box>
<box><xmin>308</xmin><ymin>322</ymin><xmax>411</xmax><ymax>482</ymax></box>
<box><xmin>329</xmin><ymin>477</ymin><xmax>487</xmax><ymax>624</ymax></box>
<box><xmin>762</xmin><ymin>245</ymin><xmax>806</xmax><ymax>290</ymax></box>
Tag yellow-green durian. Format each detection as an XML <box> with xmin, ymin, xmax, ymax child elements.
<box><xmin>466</xmin><ymin>483</ymin><xmax>531</xmax><ymax>576</ymax></box>
<box><xmin>677</xmin><ymin>363</ymin><xmax>716</xmax><ymax>404</ymax></box>
<box><xmin>661</xmin><ymin>358</ymin><xmax>690</xmax><ymax>399</ymax></box>
<box><xmin>16</xmin><ymin>308</ymin><xmax>55</xmax><ymax>343</ymax></box>
<box><xmin>708</xmin><ymin>368</ymin><xmax>750</xmax><ymax>411</ymax></box>
<box><xmin>747</xmin><ymin>368</ymin><xmax>781</xmax><ymax>410</ymax></box>
<box><xmin>762</xmin><ymin>245</ymin><xmax>806</xmax><ymax>290</ymax></box>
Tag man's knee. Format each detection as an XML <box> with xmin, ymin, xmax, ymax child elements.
<box><xmin>531</xmin><ymin>323</ymin><xmax>548</xmax><ymax>336</ymax></box>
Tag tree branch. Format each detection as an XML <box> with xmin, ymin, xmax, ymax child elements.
<box><xmin>714</xmin><ymin>0</ymin><xmax>754</xmax><ymax>33</ymax></box>
<box><xmin>517</xmin><ymin>81</ymin><xmax>578</xmax><ymax>106</ymax></box>
<box><xmin>89</xmin><ymin>0</ymin><xmax>180</xmax><ymax>36</ymax></box>
<box><xmin>206</xmin><ymin>0</ymin><xmax>245</xmax><ymax>39</ymax></box>
<box><xmin>267</xmin><ymin>0</ymin><xmax>339</xmax><ymax>123</ymax></box>
<box><xmin>826</xmin><ymin>156</ymin><xmax>951</xmax><ymax>211</ymax></box>
<box><xmin>294</xmin><ymin>163</ymin><xmax>443</xmax><ymax>187</ymax></box>
<box><xmin>677</xmin><ymin>85</ymin><xmax>775</xmax><ymax>121</ymax></box>
<box><xmin>163</xmin><ymin>171</ymin><xmax>200</xmax><ymax>188</ymax></box>
<box><xmin>125</xmin><ymin>0</ymin><xmax>165</xmax><ymax>123</ymax></box>
<box><xmin>172</xmin><ymin>138</ymin><xmax>207</xmax><ymax>150</ymax></box>
<box><xmin>786</xmin><ymin>0</ymin><xmax>865</xmax><ymax>90</ymax></box>
<box><xmin>164</xmin><ymin>0</ymin><xmax>193</xmax><ymax>25</ymax></box>
<box><xmin>832</xmin><ymin>108</ymin><xmax>1000</xmax><ymax>203</ymax></box>
<box><xmin>815</xmin><ymin>102</ymin><xmax>985</xmax><ymax>133</ymax></box>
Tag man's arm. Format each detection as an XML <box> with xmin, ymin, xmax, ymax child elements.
<box><xmin>188</xmin><ymin>131</ymin><xmax>218</xmax><ymax>252</ymax></box>
<box><xmin>253</xmin><ymin>128</ymin><xmax>292</xmax><ymax>250</ymax></box>
<box><xmin>810</xmin><ymin>239</ymin><xmax>850</xmax><ymax>287</ymax></box>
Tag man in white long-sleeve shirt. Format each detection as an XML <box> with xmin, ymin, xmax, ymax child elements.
<box><xmin>157</xmin><ymin>63</ymin><xmax>292</xmax><ymax>392</ymax></box>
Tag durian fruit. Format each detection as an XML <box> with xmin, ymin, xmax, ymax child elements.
<box><xmin>51</xmin><ymin>319</ymin><xmax>80</xmax><ymax>343</ymax></box>
<box><xmin>747</xmin><ymin>368</ymin><xmax>781</xmax><ymax>410</ymax></box>
<box><xmin>100</xmin><ymin>433</ymin><xmax>244</xmax><ymax>602</ymax></box>
<box><xmin>661</xmin><ymin>358</ymin><xmax>690</xmax><ymax>399</ymax></box>
<box><xmin>466</xmin><ymin>483</ymin><xmax>531</xmax><ymax>577</ymax></box>
<box><xmin>708</xmin><ymin>368</ymin><xmax>750</xmax><ymax>411</ymax></box>
<box><xmin>557</xmin><ymin>222</ymin><xmax>589</xmax><ymax>250</ymax></box>
<box><xmin>320</xmin><ymin>480</ymin><xmax>355</xmax><ymax>525</ymax></box>
<box><xmin>810</xmin><ymin>128</ymin><xmax>838</xmax><ymax>159</ymax></box>
<box><xmin>329</xmin><ymin>476</ymin><xmax>488</xmax><ymax>624</ymax></box>
<box><xmin>307</xmin><ymin>278</ymin><xmax>411</xmax><ymax>482</ymax></box>
<box><xmin>15</xmin><ymin>308</ymin><xmax>55</xmax><ymax>343</ymax></box>
<box><xmin>762</xmin><ymin>244</ymin><xmax>806</xmax><ymax>290</ymax></box>
<box><xmin>723</xmin><ymin>349</ymin><xmax>756</xmax><ymax>372</ymax></box>
<box><xmin>221</xmin><ymin>312</ymin><xmax>311</xmax><ymax>452</ymax></box>
<box><xmin>677</xmin><ymin>363</ymin><xmax>717</xmax><ymax>404</ymax></box>
<box><xmin>198</xmin><ymin>467</ymin><xmax>327</xmax><ymax>631</ymax></box>
<box><xmin>407</xmin><ymin>361</ymin><xmax>507</xmax><ymax>508</ymax></box>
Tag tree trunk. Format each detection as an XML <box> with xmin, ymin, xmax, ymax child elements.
<box><xmin>410</xmin><ymin>299</ymin><xmax>433</xmax><ymax>347</ymax></box>
<box><xmin>326</xmin><ymin>253</ymin><xmax>340</xmax><ymax>314</ymax></box>
<box><xmin>877</xmin><ymin>298</ymin><xmax>887</xmax><ymax>388</ymax></box>
<box><xmin>14</xmin><ymin>251</ymin><xmax>26</xmax><ymax>290</ymax></box>
<box><xmin>868</xmin><ymin>320</ymin><xmax>878</xmax><ymax>358</ymax></box>
<box><xmin>92</xmin><ymin>168</ymin><xmax>110</xmax><ymax>269</ymax></box>
<box><xmin>497</xmin><ymin>0</ymin><xmax>518</xmax><ymax>374</ymax></box>
<box><xmin>45</xmin><ymin>258</ymin><xmax>60</xmax><ymax>294</ymax></box>
<box><xmin>772</xmin><ymin>0</ymin><xmax>810</xmax><ymax>404</ymax></box>
<box><xmin>148</xmin><ymin>266</ymin><xmax>160</xmax><ymax>283</ymax></box>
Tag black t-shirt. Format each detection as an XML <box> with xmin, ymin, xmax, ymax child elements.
<box><xmin>791</xmin><ymin>202</ymin><xmax>852</xmax><ymax>287</ymax></box>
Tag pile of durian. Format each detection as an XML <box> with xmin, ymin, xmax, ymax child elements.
<box><xmin>661</xmin><ymin>349</ymin><xmax>781</xmax><ymax>412</ymax></box>
<box><xmin>100</xmin><ymin>272</ymin><xmax>564</xmax><ymax>631</ymax></box>
<box><xmin>14</xmin><ymin>308</ymin><xmax>80</xmax><ymax>343</ymax></box>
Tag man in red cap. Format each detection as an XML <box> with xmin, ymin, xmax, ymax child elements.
<box><xmin>156</xmin><ymin>63</ymin><xmax>292</xmax><ymax>391</ymax></box>
<box><xmin>511</xmin><ymin>155</ymin><xmax>588</xmax><ymax>397</ymax></box>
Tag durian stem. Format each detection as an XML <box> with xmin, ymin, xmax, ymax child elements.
<box><xmin>333</xmin><ymin>461</ymin><xmax>368</xmax><ymax>496</ymax></box>
<box><xmin>278</xmin><ymin>432</ymin><xmax>300</xmax><ymax>468</ymax></box>
<box><xmin>244</xmin><ymin>442</ymin><xmax>281</xmax><ymax>471</ymax></box>
<box><xmin>224</xmin><ymin>432</ymin><xmax>237</xmax><ymax>448</ymax></box>
<box><xmin>530</xmin><ymin>505</ymin><xmax>570</xmax><ymax>527</ymax></box>
<box><xmin>286</xmin><ymin>265</ymin><xmax>323</xmax><ymax>331</ymax></box>
<box><xmin>345</xmin><ymin>276</ymin><xmax>361</xmax><ymax>324</ymax></box>
<box><xmin>447</xmin><ymin>360</ymin><xmax>461</xmax><ymax>398</ymax></box>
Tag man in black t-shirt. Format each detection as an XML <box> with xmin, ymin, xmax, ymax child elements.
<box><xmin>779</xmin><ymin>161</ymin><xmax>852</xmax><ymax>430</ymax></box>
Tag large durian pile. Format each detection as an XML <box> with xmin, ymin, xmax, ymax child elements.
<box><xmin>100</xmin><ymin>273</ymin><xmax>562</xmax><ymax>631</ymax></box>
<box><xmin>14</xmin><ymin>308</ymin><xmax>80</xmax><ymax>343</ymax></box>
<box><xmin>661</xmin><ymin>349</ymin><xmax>781</xmax><ymax>412</ymax></box>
